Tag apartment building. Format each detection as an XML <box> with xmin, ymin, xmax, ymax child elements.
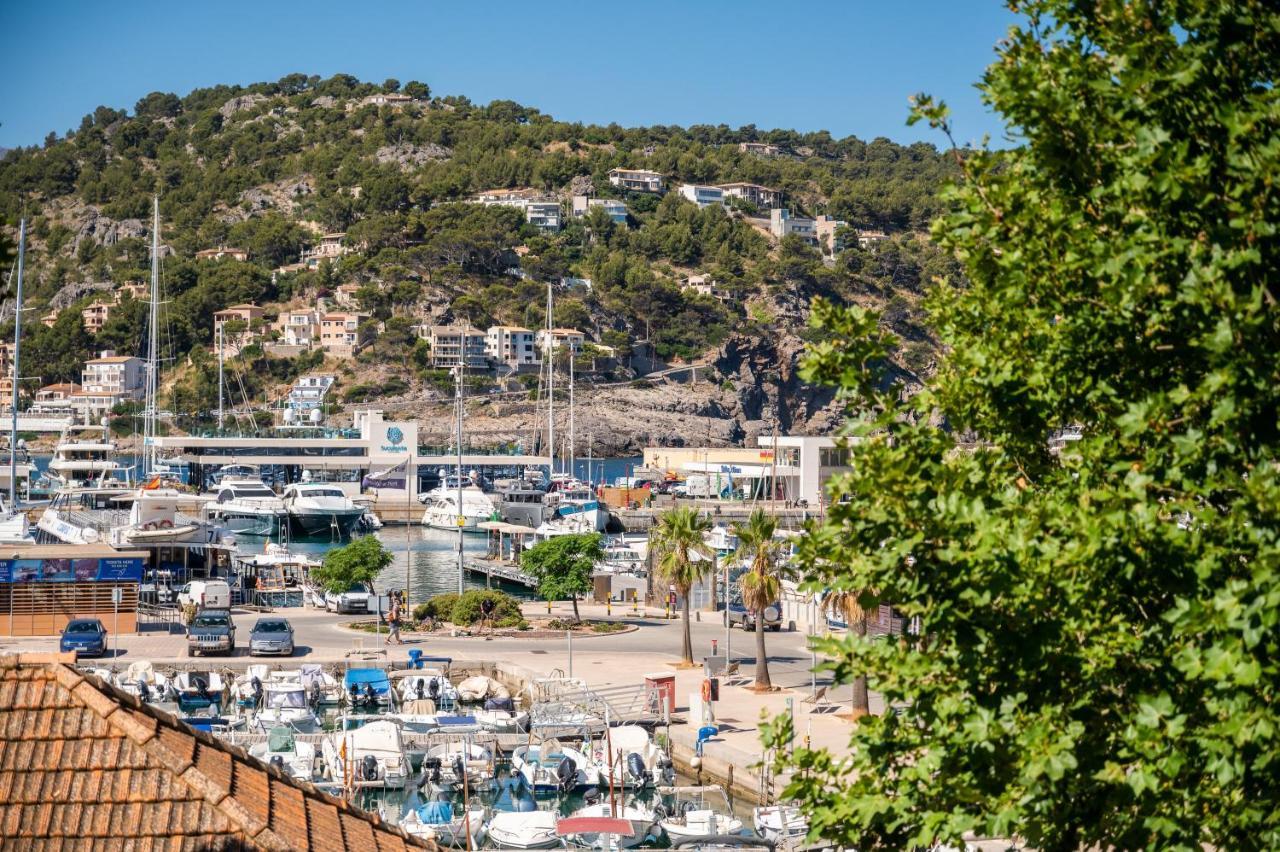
<box><xmin>524</xmin><ymin>201</ymin><xmax>562</xmax><ymax>231</ymax></box>
<box><xmin>571</xmin><ymin>196</ymin><xmax>628</xmax><ymax>224</ymax></box>
<box><xmin>429</xmin><ymin>326</ymin><xmax>488</xmax><ymax>369</ymax></box>
<box><xmin>608</xmin><ymin>168</ymin><xmax>665</xmax><ymax>194</ymax></box>
<box><xmin>277</xmin><ymin>309</ymin><xmax>320</xmax><ymax>347</ymax></box>
<box><xmin>286</xmin><ymin>374</ymin><xmax>336</xmax><ymax>416</ymax></box>
<box><xmin>718</xmin><ymin>182</ymin><xmax>781</xmax><ymax>210</ymax></box>
<box><xmin>80</xmin><ymin>300</ymin><xmax>113</xmax><ymax>334</ymax></box>
<box><xmin>678</xmin><ymin>184</ymin><xmax>725</xmax><ymax>207</ymax></box>
<box><xmin>485</xmin><ymin>326</ymin><xmax>539</xmax><ymax>368</ymax></box>
<box><xmin>770</xmin><ymin>208</ymin><xmax>819</xmax><ymax>246</ymax></box>
<box><xmin>80</xmin><ymin>352</ymin><xmax>144</xmax><ymax>401</ymax></box>
<box><xmin>535</xmin><ymin>328</ymin><xmax>585</xmax><ymax>354</ymax></box>
<box><xmin>212</xmin><ymin>304</ymin><xmax>266</xmax><ymax>355</ymax></box>
<box><xmin>319</xmin><ymin>312</ymin><xmax>371</xmax><ymax>356</ymax></box>
<box><xmin>814</xmin><ymin>215</ymin><xmax>849</xmax><ymax>255</ymax></box>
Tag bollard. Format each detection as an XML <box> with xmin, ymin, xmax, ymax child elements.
<box><xmin>547</xmin><ymin>600</ymin><xmax>552</xmax><ymax>614</ymax></box>
<box><xmin>631</xmin><ymin>596</ymin><xmax>638</xmax><ymax>614</ymax></box>
<box><xmin>607</xmin><ymin>598</ymin><xmax>612</xmax><ymax>616</ymax></box>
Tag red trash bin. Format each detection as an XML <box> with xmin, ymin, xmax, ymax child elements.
<box><xmin>645</xmin><ymin>672</ymin><xmax>676</xmax><ymax>716</ymax></box>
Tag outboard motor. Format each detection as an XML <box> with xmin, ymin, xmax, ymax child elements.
<box><xmin>659</xmin><ymin>759</ymin><xmax>676</xmax><ymax>786</ymax></box>
<box><xmin>556</xmin><ymin>756</ymin><xmax>576</xmax><ymax>792</ymax></box>
<box><xmin>626</xmin><ymin>752</ymin><xmax>648</xmax><ymax>784</ymax></box>
<box><xmin>583</xmin><ymin>786</ymin><xmax>601</xmax><ymax>804</ymax></box>
<box><xmin>137</xmin><ymin>679</ymin><xmax>151</xmax><ymax>703</ymax></box>
<box><xmin>363</xmin><ymin>683</ymin><xmax>376</xmax><ymax>706</ymax></box>
<box><xmin>484</xmin><ymin>696</ymin><xmax>514</xmax><ymax>713</ymax></box>
<box><xmin>414</xmin><ymin>681</ymin><xmax>427</xmax><ymax>701</ymax></box>
<box><xmin>309</xmin><ymin>681</ymin><xmax>323</xmax><ymax>708</ymax></box>
<box><xmin>269</xmin><ymin>755</ymin><xmax>285</xmax><ymax>772</ymax></box>
<box><xmin>361</xmin><ymin>754</ymin><xmax>378</xmax><ymax>781</ymax></box>
<box><xmin>451</xmin><ymin>754</ymin><xmax>466</xmax><ymax>783</ymax></box>
<box><xmin>424</xmin><ymin>756</ymin><xmax>442</xmax><ymax>785</ymax></box>
<box><xmin>192</xmin><ymin>676</ymin><xmax>210</xmax><ymax>699</ymax></box>
<box><xmin>251</xmin><ymin>676</ymin><xmax>263</xmax><ymax>708</ymax></box>
<box><xmin>427</xmin><ymin>678</ymin><xmax>441</xmax><ymax>701</ymax></box>
<box><xmin>347</xmin><ymin>682</ymin><xmax>360</xmax><ymax>705</ymax></box>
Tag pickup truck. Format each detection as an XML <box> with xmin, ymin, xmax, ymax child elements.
<box><xmin>187</xmin><ymin>609</ymin><xmax>236</xmax><ymax>656</ymax></box>
<box><xmin>726</xmin><ymin>600</ymin><xmax>783</xmax><ymax>631</ymax></box>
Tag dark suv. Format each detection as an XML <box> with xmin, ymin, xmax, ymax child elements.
<box><xmin>726</xmin><ymin>599</ymin><xmax>783</xmax><ymax>631</ymax></box>
<box><xmin>187</xmin><ymin>609</ymin><xmax>236</xmax><ymax>656</ymax></box>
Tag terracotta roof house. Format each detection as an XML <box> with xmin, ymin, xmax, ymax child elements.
<box><xmin>0</xmin><ymin>652</ymin><xmax>435</xmax><ymax>851</ymax></box>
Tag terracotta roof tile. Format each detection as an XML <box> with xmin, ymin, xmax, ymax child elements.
<box><xmin>267</xmin><ymin>778</ymin><xmax>309</xmax><ymax>849</ymax></box>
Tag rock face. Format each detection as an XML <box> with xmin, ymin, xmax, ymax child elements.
<box><xmin>49</xmin><ymin>280</ymin><xmax>116</xmax><ymax>310</ymax></box>
<box><xmin>72</xmin><ymin>209</ymin><xmax>148</xmax><ymax>253</ymax></box>
<box><xmin>237</xmin><ymin>178</ymin><xmax>314</xmax><ymax>216</ymax></box>
<box><xmin>565</xmin><ymin>175</ymin><xmax>595</xmax><ymax>198</ymax></box>
<box><xmin>374</xmin><ymin>142</ymin><xmax>452</xmax><ymax>170</ymax></box>
<box><xmin>219</xmin><ymin>94</ymin><xmax>268</xmax><ymax>119</ymax></box>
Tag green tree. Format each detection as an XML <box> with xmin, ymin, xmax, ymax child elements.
<box><xmin>730</xmin><ymin>509</ymin><xmax>787</xmax><ymax>690</ymax></box>
<box><xmin>821</xmin><ymin>588</ymin><xmax>873</xmax><ymax>719</ymax></box>
<box><xmin>310</xmin><ymin>536</ymin><xmax>393</xmax><ymax>595</ymax></box>
<box><xmin>520</xmin><ymin>533</ymin><xmax>602</xmax><ymax>622</ymax></box>
<box><xmin>652</xmin><ymin>506</ymin><xmax>713</xmax><ymax>665</ymax></box>
<box><xmin>774</xmin><ymin>3</ymin><xmax>1280</xmax><ymax>851</ymax></box>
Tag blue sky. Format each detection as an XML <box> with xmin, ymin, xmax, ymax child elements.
<box><xmin>0</xmin><ymin>1</ymin><xmax>1018</xmax><ymax>150</ymax></box>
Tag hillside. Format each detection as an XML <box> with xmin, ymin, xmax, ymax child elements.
<box><xmin>0</xmin><ymin>73</ymin><xmax>959</xmax><ymax>450</ymax></box>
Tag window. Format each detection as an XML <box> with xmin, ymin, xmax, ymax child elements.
<box><xmin>819</xmin><ymin>447</ymin><xmax>851</xmax><ymax>468</ymax></box>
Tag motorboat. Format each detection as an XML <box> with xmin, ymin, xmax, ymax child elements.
<box><xmin>420</xmin><ymin>735</ymin><xmax>497</xmax><ymax>792</ymax></box>
<box><xmin>486</xmin><ymin>776</ymin><xmax>560</xmax><ymax>850</ymax></box>
<box><xmin>344</xmin><ymin>665</ymin><xmax>394</xmax><ymax>710</ymax></box>
<box><xmin>655</xmin><ymin>786</ymin><xmax>744</xmax><ymax>842</ymax></box>
<box><xmin>511</xmin><ymin>736</ymin><xmax>602</xmax><ymax>793</ymax></box>
<box><xmin>600</xmin><ymin>539</ymin><xmax>647</xmax><ymax>574</ymax></box>
<box><xmin>321</xmin><ymin>718</ymin><xmax>412</xmax><ymax>788</ymax></box>
<box><xmin>232</xmin><ymin>664</ymin><xmax>273</xmax><ymax>709</ymax></box>
<box><xmin>171</xmin><ymin>670</ymin><xmax>226</xmax><ymax>714</ymax></box>
<box><xmin>201</xmin><ymin>477</ymin><xmax>287</xmax><ymax>536</ymax></box>
<box><xmin>47</xmin><ymin>429</ymin><xmax>131</xmax><ymax>488</ymax></box>
<box><xmin>209</xmin><ymin>463</ymin><xmax>266</xmax><ymax>485</ymax></box>
<box><xmin>547</xmin><ymin>484</ymin><xmax>608</xmax><ymax>533</ymax></box>
<box><xmin>753</xmin><ymin>804</ymin><xmax>808</xmax><ymax>844</ymax></box>
<box><xmin>0</xmin><ymin>495</ymin><xmax>33</xmax><ymax>545</ymax></box>
<box><xmin>249</xmin><ymin>726</ymin><xmax>317</xmax><ymax>783</ymax></box>
<box><xmin>281</xmin><ymin>482</ymin><xmax>365</xmax><ymax>538</ymax></box>
<box><xmin>36</xmin><ymin>485</ymin><xmax>136</xmax><ymax>544</ymax></box>
<box><xmin>471</xmin><ymin>697</ymin><xmax>529</xmax><ymax>734</ymax></box>
<box><xmin>497</xmin><ymin>479</ymin><xmax>550</xmax><ymax>528</ymax></box>
<box><xmin>397</xmin><ymin>671</ymin><xmax>460</xmax><ymax>710</ymax></box>
<box><xmin>299</xmin><ymin>662</ymin><xmax>344</xmax><ymax>705</ymax></box>
<box><xmin>99</xmin><ymin>661</ymin><xmax>173</xmax><ymax>706</ymax></box>
<box><xmin>400</xmin><ymin>794</ymin><xmax>487</xmax><ymax>848</ymax></box>
<box><xmin>594</xmin><ymin>725</ymin><xmax>675</xmax><ymax>789</ymax></box>
<box><xmin>560</xmin><ymin>804</ymin><xmax>655</xmax><ymax>849</ymax></box>
<box><xmin>421</xmin><ymin>486</ymin><xmax>497</xmax><ymax>532</ymax></box>
<box><xmin>254</xmin><ymin>676</ymin><xmax>321</xmax><ymax>732</ymax></box>
<box><xmin>109</xmin><ymin>486</ymin><xmax>227</xmax><ymax>547</ymax></box>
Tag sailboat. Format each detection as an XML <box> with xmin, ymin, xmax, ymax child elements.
<box><xmin>1</xmin><ymin>220</ymin><xmax>36</xmax><ymax>544</ymax></box>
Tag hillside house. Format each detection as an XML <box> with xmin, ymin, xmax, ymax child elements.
<box><xmin>286</xmin><ymin>374</ymin><xmax>336</xmax><ymax>416</ymax></box>
<box><xmin>40</xmin><ymin>309</ymin><xmax>60</xmax><ymax>328</ymax></box>
<box><xmin>814</xmin><ymin>215</ymin><xmax>849</xmax><ymax>255</ymax></box>
<box><xmin>683</xmin><ymin>274</ymin><xmax>735</xmax><ymax>302</ymax></box>
<box><xmin>485</xmin><ymin>326</ymin><xmax>539</xmax><ymax>368</ymax></box>
<box><xmin>608</xmin><ymin>168</ymin><xmax>665</xmax><ymax>194</ymax></box>
<box><xmin>80</xmin><ymin>300</ymin><xmax>114</xmax><ymax>334</ymax></box>
<box><xmin>719</xmin><ymin>182</ymin><xmax>781</xmax><ymax>209</ymax></box>
<box><xmin>770</xmin><ymin>208</ymin><xmax>818</xmax><ymax>246</ymax></box>
<box><xmin>739</xmin><ymin>141</ymin><xmax>782</xmax><ymax>157</ymax></box>
<box><xmin>857</xmin><ymin>229</ymin><xmax>890</xmax><ymax>250</ymax></box>
<box><xmin>80</xmin><ymin>352</ymin><xmax>144</xmax><ymax>414</ymax></box>
<box><xmin>535</xmin><ymin>328</ymin><xmax>585</xmax><ymax>354</ymax></box>
<box><xmin>429</xmin><ymin>326</ymin><xmax>488</xmax><ymax>369</ymax></box>
<box><xmin>213</xmin><ymin>304</ymin><xmax>266</xmax><ymax>354</ymax></box>
<box><xmin>319</xmin><ymin>312</ymin><xmax>372</xmax><ymax>356</ymax></box>
<box><xmin>195</xmin><ymin>247</ymin><xmax>249</xmax><ymax>261</ymax></box>
<box><xmin>362</xmin><ymin>92</ymin><xmax>415</xmax><ymax>107</ymax></box>
<box><xmin>277</xmin><ymin>309</ymin><xmax>320</xmax><ymax>347</ymax></box>
<box><xmin>524</xmin><ymin>201</ymin><xmax>562</xmax><ymax>231</ymax></box>
<box><xmin>571</xmin><ymin>196</ymin><xmax>628</xmax><ymax>224</ymax></box>
<box><xmin>678</xmin><ymin>184</ymin><xmax>725</xmax><ymax>207</ymax></box>
<box><xmin>333</xmin><ymin>283</ymin><xmax>363</xmax><ymax>308</ymax></box>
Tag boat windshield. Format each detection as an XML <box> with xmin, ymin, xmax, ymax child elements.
<box><xmin>232</xmin><ymin>486</ymin><xmax>276</xmax><ymax>498</ymax></box>
<box><xmin>299</xmin><ymin>488</ymin><xmax>345</xmax><ymax>498</ymax></box>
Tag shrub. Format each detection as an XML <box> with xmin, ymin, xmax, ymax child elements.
<box><xmin>416</xmin><ymin>593</ymin><xmax>460</xmax><ymax>622</ymax></box>
<box><xmin>450</xmin><ymin>589</ymin><xmax>523</xmax><ymax>626</ymax></box>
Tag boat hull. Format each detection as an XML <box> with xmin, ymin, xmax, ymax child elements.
<box><xmin>287</xmin><ymin>509</ymin><xmax>363</xmax><ymax>539</ymax></box>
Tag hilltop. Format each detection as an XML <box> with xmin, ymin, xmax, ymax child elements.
<box><xmin>0</xmin><ymin>73</ymin><xmax>958</xmax><ymax>450</ymax></box>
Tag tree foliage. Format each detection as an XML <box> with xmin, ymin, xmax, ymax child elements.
<box><xmin>310</xmin><ymin>535</ymin><xmax>393</xmax><ymax>595</ymax></box>
<box><xmin>653</xmin><ymin>506</ymin><xmax>714</xmax><ymax>665</ymax></box>
<box><xmin>520</xmin><ymin>532</ymin><xmax>602</xmax><ymax>621</ymax></box>
<box><xmin>772</xmin><ymin>3</ymin><xmax>1280</xmax><ymax>850</ymax></box>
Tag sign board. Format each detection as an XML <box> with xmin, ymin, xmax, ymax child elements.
<box><xmin>111</xmin><ymin>587</ymin><xmax>123</xmax><ymax>604</ymax></box>
<box><xmin>0</xmin><ymin>557</ymin><xmax>144</xmax><ymax>584</ymax></box>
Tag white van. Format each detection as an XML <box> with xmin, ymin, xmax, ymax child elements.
<box><xmin>177</xmin><ymin>579</ymin><xmax>231</xmax><ymax>610</ymax></box>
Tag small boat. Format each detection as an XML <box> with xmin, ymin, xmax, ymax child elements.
<box><xmin>109</xmin><ymin>487</ymin><xmax>218</xmax><ymax>546</ymax></box>
<box><xmin>472</xmin><ymin>697</ymin><xmax>529</xmax><ymax>734</ymax></box>
<box><xmin>752</xmin><ymin>804</ymin><xmax>808</xmax><ymax>844</ymax></box>
<box><xmin>344</xmin><ymin>665</ymin><xmax>394</xmax><ymax>710</ymax></box>
<box><xmin>397</xmin><ymin>671</ymin><xmax>460</xmax><ymax>710</ymax></box>
<box><xmin>421</xmin><ymin>736</ymin><xmax>497</xmax><ymax>792</ymax></box>
<box><xmin>656</xmin><ymin>786</ymin><xmax>744</xmax><ymax>842</ymax></box>
<box><xmin>421</xmin><ymin>486</ymin><xmax>496</xmax><ymax>532</ymax></box>
<box><xmin>511</xmin><ymin>736</ymin><xmax>602</xmax><ymax>793</ymax></box>
<box><xmin>299</xmin><ymin>663</ymin><xmax>343</xmax><ymax>705</ymax></box>
<box><xmin>281</xmin><ymin>482</ymin><xmax>365</xmax><ymax>538</ymax></box>
<box><xmin>560</xmin><ymin>804</ymin><xmax>654</xmax><ymax>849</ymax></box>
<box><xmin>486</xmin><ymin>776</ymin><xmax>560</xmax><ymax>850</ymax></box>
<box><xmin>254</xmin><ymin>677</ymin><xmax>321</xmax><ymax>732</ymax></box>
<box><xmin>110</xmin><ymin>660</ymin><xmax>173</xmax><ymax>705</ymax></box>
<box><xmin>249</xmin><ymin>725</ymin><xmax>317</xmax><ymax>783</ymax></box>
<box><xmin>594</xmin><ymin>725</ymin><xmax>675</xmax><ymax>789</ymax></box>
<box><xmin>202</xmin><ymin>476</ymin><xmax>287</xmax><ymax>536</ymax></box>
<box><xmin>171</xmin><ymin>670</ymin><xmax>226</xmax><ymax>713</ymax></box>
<box><xmin>322</xmin><ymin>718</ymin><xmax>412</xmax><ymax>789</ymax></box>
<box><xmin>400</xmin><ymin>794</ymin><xmax>486</xmax><ymax>848</ymax></box>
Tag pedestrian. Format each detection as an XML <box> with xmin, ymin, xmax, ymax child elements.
<box><xmin>386</xmin><ymin>597</ymin><xmax>402</xmax><ymax>645</ymax></box>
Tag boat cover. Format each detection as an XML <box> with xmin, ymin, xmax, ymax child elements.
<box><xmin>417</xmin><ymin>801</ymin><xmax>453</xmax><ymax>824</ymax></box>
<box><xmin>268</xmin><ymin>727</ymin><xmax>295</xmax><ymax>753</ymax></box>
<box><xmin>344</xmin><ymin>668</ymin><xmax>390</xmax><ymax>694</ymax></box>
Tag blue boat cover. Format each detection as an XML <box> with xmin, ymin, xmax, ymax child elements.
<box><xmin>417</xmin><ymin>801</ymin><xmax>453</xmax><ymax>824</ymax></box>
<box><xmin>436</xmin><ymin>714</ymin><xmax>478</xmax><ymax>726</ymax></box>
<box><xmin>344</xmin><ymin>668</ymin><xmax>390</xmax><ymax>694</ymax></box>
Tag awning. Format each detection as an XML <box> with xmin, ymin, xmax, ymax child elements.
<box><xmin>476</xmin><ymin>521</ymin><xmax>538</xmax><ymax>535</ymax></box>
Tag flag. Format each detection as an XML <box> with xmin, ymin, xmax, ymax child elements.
<box><xmin>362</xmin><ymin>459</ymin><xmax>408</xmax><ymax>490</ymax></box>
<box><xmin>142</xmin><ymin>477</ymin><xmax>162</xmax><ymax>490</ymax></box>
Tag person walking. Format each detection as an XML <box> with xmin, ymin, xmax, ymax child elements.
<box><xmin>386</xmin><ymin>594</ymin><xmax>403</xmax><ymax>645</ymax></box>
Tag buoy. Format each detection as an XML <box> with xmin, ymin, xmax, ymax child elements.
<box><xmin>690</xmin><ymin>755</ymin><xmax>703</xmax><ymax>769</ymax></box>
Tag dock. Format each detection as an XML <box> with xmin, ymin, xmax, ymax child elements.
<box><xmin>464</xmin><ymin>557</ymin><xmax>537</xmax><ymax>588</ymax></box>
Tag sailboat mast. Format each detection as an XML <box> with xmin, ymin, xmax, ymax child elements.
<box><xmin>144</xmin><ymin>196</ymin><xmax>160</xmax><ymax>478</ymax></box>
<box><xmin>217</xmin><ymin>324</ymin><xmax>225</xmax><ymax>432</ymax></box>
<box><xmin>9</xmin><ymin>218</ymin><xmax>25</xmax><ymax>508</ymax></box>
<box><xmin>568</xmin><ymin>346</ymin><xmax>575</xmax><ymax>481</ymax></box>
<box><xmin>545</xmin><ymin>281</ymin><xmax>554</xmax><ymax>479</ymax></box>
<box><xmin>455</xmin><ymin>353</ymin><xmax>465</xmax><ymax>595</ymax></box>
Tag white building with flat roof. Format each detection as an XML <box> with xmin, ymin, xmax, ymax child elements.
<box><xmin>486</xmin><ymin>326</ymin><xmax>539</xmax><ymax>367</ymax></box>
<box><xmin>770</xmin><ymin>208</ymin><xmax>818</xmax><ymax>246</ymax></box>
<box><xmin>678</xmin><ymin>184</ymin><xmax>725</xmax><ymax>207</ymax></box>
<box><xmin>571</xmin><ymin>196</ymin><xmax>628</xmax><ymax>224</ymax></box>
<box><xmin>608</xmin><ymin>168</ymin><xmax>665</xmax><ymax>194</ymax></box>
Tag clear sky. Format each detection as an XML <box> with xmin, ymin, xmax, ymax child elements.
<box><xmin>0</xmin><ymin>0</ymin><xmax>1018</xmax><ymax>150</ymax></box>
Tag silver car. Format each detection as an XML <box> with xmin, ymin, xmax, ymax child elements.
<box><xmin>248</xmin><ymin>617</ymin><xmax>295</xmax><ymax>656</ymax></box>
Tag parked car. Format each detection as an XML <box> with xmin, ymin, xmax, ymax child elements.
<box><xmin>727</xmin><ymin>599</ymin><xmax>783</xmax><ymax>631</ymax></box>
<box><xmin>59</xmin><ymin>618</ymin><xmax>107</xmax><ymax>657</ymax></box>
<box><xmin>248</xmin><ymin>617</ymin><xmax>295</xmax><ymax>656</ymax></box>
<box><xmin>325</xmin><ymin>582</ymin><xmax>374</xmax><ymax>614</ymax></box>
<box><xmin>187</xmin><ymin>609</ymin><xmax>236</xmax><ymax>656</ymax></box>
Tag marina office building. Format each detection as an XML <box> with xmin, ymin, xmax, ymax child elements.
<box><xmin>150</xmin><ymin>410</ymin><xmax>551</xmax><ymax>499</ymax></box>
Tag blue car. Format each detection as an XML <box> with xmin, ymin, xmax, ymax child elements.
<box><xmin>60</xmin><ymin>618</ymin><xmax>107</xmax><ymax>657</ymax></box>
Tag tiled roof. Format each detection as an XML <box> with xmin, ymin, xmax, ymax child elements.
<box><xmin>0</xmin><ymin>653</ymin><xmax>434</xmax><ymax>851</ymax></box>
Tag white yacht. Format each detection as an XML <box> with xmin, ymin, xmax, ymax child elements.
<box><xmin>37</xmin><ymin>486</ymin><xmax>137</xmax><ymax>544</ymax></box>
<box><xmin>421</xmin><ymin>486</ymin><xmax>496</xmax><ymax>532</ymax></box>
<box><xmin>542</xmin><ymin>484</ymin><xmax>608</xmax><ymax>534</ymax></box>
<box><xmin>202</xmin><ymin>477</ymin><xmax>287</xmax><ymax>536</ymax></box>
<box><xmin>281</xmin><ymin>482</ymin><xmax>364</xmax><ymax>538</ymax></box>
<box><xmin>322</xmin><ymin>719</ymin><xmax>412</xmax><ymax>789</ymax></box>
<box><xmin>47</xmin><ymin>429</ymin><xmax>131</xmax><ymax>488</ymax></box>
<box><xmin>0</xmin><ymin>495</ymin><xmax>33</xmax><ymax>545</ymax></box>
<box><xmin>656</xmin><ymin>786</ymin><xmax>744</xmax><ymax>842</ymax></box>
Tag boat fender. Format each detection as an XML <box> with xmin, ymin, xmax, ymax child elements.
<box><xmin>626</xmin><ymin>752</ymin><xmax>647</xmax><ymax>782</ymax></box>
<box><xmin>159</xmin><ymin>518</ymin><xmax>173</xmax><ymax>529</ymax></box>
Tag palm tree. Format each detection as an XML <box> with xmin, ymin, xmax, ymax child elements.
<box><xmin>653</xmin><ymin>506</ymin><xmax>714</xmax><ymax>665</ymax></box>
<box><xmin>731</xmin><ymin>509</ymin><xmax>789</xmax><ymax>690</ymax></box>
<box><xmin>824</xmin><ymin>588</ymin><xmax>873</xmax><ymax>719</ymax></box>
